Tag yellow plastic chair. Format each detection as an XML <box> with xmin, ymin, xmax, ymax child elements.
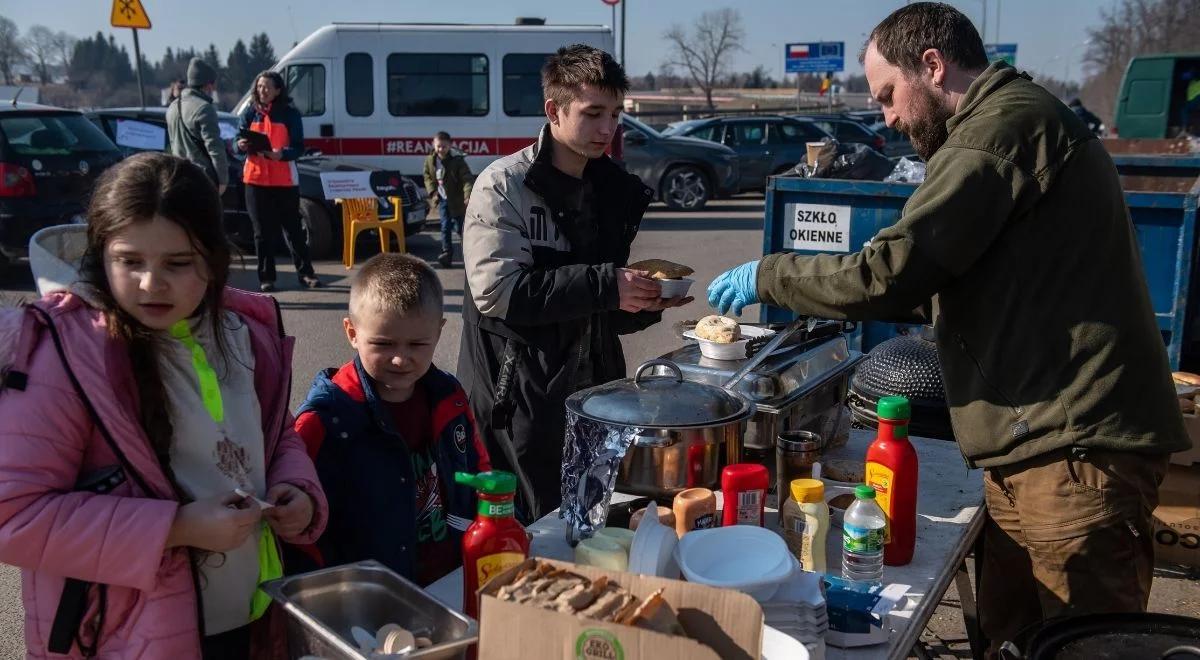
<box><xmin>336</xmin><ymin>196</ymin><xmax>406</xmax><ymax>269</ymax></box>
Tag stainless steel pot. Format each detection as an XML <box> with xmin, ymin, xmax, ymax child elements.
<box><xmin>564</xmin><ymin>359</ymin><xmax>756</xmax><ymax>499</ymax></box>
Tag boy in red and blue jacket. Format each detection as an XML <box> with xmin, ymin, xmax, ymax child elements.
<box><xmin>290</xmin><ymin>253</ymin><xmax>490</xmax><ymax>585</ymax></box>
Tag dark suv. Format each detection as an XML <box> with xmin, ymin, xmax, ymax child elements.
<box><xmin>87</xmin><ymin>107</ymin><xmax>429</xmax><ymax>259</ymax></box>
<box><xmin>618</xmin><ymin>115</ymin><xmax>739</xmax><ymax>211</ymax></box>
<box><xmin>662</xmin><ymin>115</ymin><xmax>833</xmax><ymax>191</ymax></box>
<box><xmin>792</xmin><ymin>114</ymin><xmax>887</xmax><ymax>153</ymax></box>
<box><xmin>0</xmin><ymin>103</ymin><xmax>123</xmax><ymax>267</ymax></box>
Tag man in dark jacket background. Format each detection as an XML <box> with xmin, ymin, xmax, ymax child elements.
<box><xmin>424</xmin><ymin>132</ymin><xmax>473</xmax><ymax>268</ymax></box>
<box><xmin>707</xmin><ymin>3</ymin><xmax>1188</xmax><ymax>652</ymax></box>
<box><xmin>166</xmin><ymin>58</ymin><xmax>228</xmax><ymax>195</ymax></box>
<box><xmin>459</xmin><ymin>45</ymin><xmax>689</xmax><ymax>522</ymax></box>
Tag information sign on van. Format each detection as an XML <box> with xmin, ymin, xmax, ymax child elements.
<box><xmin>783</xmin><ymin>202</ymin><xmax>852</xmax><ymax>252</ymax></box>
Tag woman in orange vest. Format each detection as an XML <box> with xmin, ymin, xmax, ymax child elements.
<box><xmin>236</xmin><ymin>71</ymin><xmax>323</xmax><ymax>292</ymax></box>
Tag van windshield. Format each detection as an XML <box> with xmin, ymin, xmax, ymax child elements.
<box><xmin>1</xmin><ymin>113</ymin><xmax>118</xmax><ymax>156</ymax></box>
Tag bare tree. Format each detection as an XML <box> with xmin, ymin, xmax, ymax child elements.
<box><xmin>51</xmin><ymin>31</ymin><xmax>77</xmax><ymax>78</ymax></box>
<box><xmin>662</xmin><ymin>8</ymin><xmax>745</xmax><ymax>109</ymax></box>
<box><xmin>24</xmin><ymin>25</ymin><xmax>57</xmax><ymax>84</ymax></box>
<box><xmin>1081</xmin><ymin>0</ymin><xmax>1200</xmax><ymax>124</ymax></box>
<box><xmin>0</xmin><ymin>18</ymin><xmax>24</xmax><ymax>85</ymax></box>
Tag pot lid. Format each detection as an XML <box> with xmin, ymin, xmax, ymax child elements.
<box><xmin>568</xmin><ymin>359</ymin><xmax>752</xmax><ymax>427</ymax></box>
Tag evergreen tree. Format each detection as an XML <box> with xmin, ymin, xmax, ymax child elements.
<box><xmin>226</xmin><ymin>39</ymin><xmax>252</xmax><ymax>94</ymax></box>
<box><xmin>247</xmin><ymin>33</ymin><xmax>275</xmax><ymax>75</ymax></box>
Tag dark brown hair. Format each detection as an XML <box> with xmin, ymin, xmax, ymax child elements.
<box><xmin>434</xmin><ymin>131</ymin><xmax>451</xmax><ymax>142</ymax></box>
<box><xmin>80</xmin><ymin>152</ymin><xmax>232</xmax><ymax>490</ymax></box>
<box><xmin>350</xmin><ymin>252</ymin><xmax>443</xmax><ymax>320</ymax></box>
<box><xmin>541</xmin><ymin>44</ymin><xmax>629</xmax><ymax>111</ymax></box>
<box><xmin>862</xmin><ymin>2</ymin><xmax>988</xmax><ymax>74</ymax></box>
<box><xmin>251</xmin><ymin>70</ymin><xmax>291</xmax><ymax>108</ymax></box>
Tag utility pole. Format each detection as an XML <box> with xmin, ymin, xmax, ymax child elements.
<box><xmin>981</xmin><ymin>0</ymin><xmax>988</xmax><ymax>47</ymax></box>
<box><xmin>620</xmin><ymin>0</ymin><xmax>626</xmax><ymax>69</ymax></box>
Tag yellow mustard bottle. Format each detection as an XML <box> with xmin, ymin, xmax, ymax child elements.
<box><xmin>781</xmin><ymin>478</ymin><xmax>829</xmax><ymax>573</ymax></box>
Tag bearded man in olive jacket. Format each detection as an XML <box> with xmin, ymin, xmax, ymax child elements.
<box><xmin>707</xmin><ymin>3</ymin><xmax>1188</xmax><ymax>652</ymax></box>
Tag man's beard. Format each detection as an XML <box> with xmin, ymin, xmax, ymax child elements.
<box><xmin>895</xmin><ymin>81</ymin><xmax>954</xmax><ymax>161</ymax></box>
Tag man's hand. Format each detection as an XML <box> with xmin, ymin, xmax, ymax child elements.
<box><xmin>707</xmin><ymin>260</ymin><xmax>761</xmax><ymax>316</ymax></box>
<box><xmin>263</xmin><ymin>483</ymin><xmax>315</xmax><ymax>539</ymax></box>
<box><xmin>616</xmin><ymin>268</ymin><xmax>662</xmax><ymax>313</ymax></box>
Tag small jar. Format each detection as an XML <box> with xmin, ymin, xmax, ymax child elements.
<box><xmin>672</xmin><ymin>487</ymin><xmax>717</xmax><ymax>538</ymax></box>
<box><xmin>776</xmin><ymin>430</ymin><xmax>823</xmax><ymax>517</ymax></box>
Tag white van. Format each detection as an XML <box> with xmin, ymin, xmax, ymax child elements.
<box><xmin>235</xmin><ymin>21</ymin><xmax>613</xmax><ymax>177</ymax></box>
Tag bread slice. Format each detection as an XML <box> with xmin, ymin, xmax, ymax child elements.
<box><xmin>627</xmin><ymin>259</ymin><xmax>695</xmax><ymax>280</ymax></box>
<box><xmin>694</xmin><ymin>315</ymin><xmax>740</xmax><ymax>344</ymax></box>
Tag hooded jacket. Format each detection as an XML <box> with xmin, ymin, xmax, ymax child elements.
<box><xmin>0</xmin><ymin>225</ymin><xmax>327</xmax><ymax>658</ymax></box>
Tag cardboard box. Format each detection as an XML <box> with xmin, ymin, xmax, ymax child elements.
<box><xmin>1152</xmin><ymin>464</ymin><xmax>1200</xmax><ymax>569</ymax></box>
<box><xmin>478</xmin><ymin>558</ymin><xmax>763</xmax><ymax>660</ymax></box>
<box><xmin>1172</xmin><ymin>412</ymin><xmax>1200</xmax><ymax>466</ymax></box>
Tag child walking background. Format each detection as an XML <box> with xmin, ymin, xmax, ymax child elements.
<box><xmin>290</xmin><ymin>253</ymin><xmax>490</xmax><ymax>586</ymax></box>
<box><xmin>0</xmin><ymin>152</ymin><xmax>327</xmax><ymax>659</ymax></box>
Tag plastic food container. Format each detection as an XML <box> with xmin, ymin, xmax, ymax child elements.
<box><xmin>683</xmin><ymin>325</ymin><xmax>776</xmax><ymax>360</ymax></box>
<box><xmin>674</xmin><ymin>526</ymin><xmax>799</xmax><ymax>601</ymax></box>
<box><xmin>657</xmin><ymin>277</ymin><xmax>694</xmax><ymax>299</ymax></box>
<box><xmin>627</xmin><ymin>502</ymin><xmax>681</xmax><ymax>579</ymax></box>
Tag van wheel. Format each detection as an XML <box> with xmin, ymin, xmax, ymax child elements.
<box><xmin>300</xmin><ymin>198</ymin><xmax>334</xmax><ymax>260</ymax></box>
<box><xmin>661</xmin><ymin>165</ymin><xmax>710</xmax><ymax>211</ymax></box>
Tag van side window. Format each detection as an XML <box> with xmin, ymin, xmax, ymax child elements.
<box><xmin>387</xmin><ymin>53</ymin><xmax>488</xmax><ymax>117</ymax></box>
<box><xmin>286</xmin><ymin>64</ymin><xmax>327</xmax><ymax>117</ymax></box>
<box><xmin>504</xmin><ymin>54</ymin><xmax>552</xmax><ymax>117</ymax></box>
<box><xmin>344</xmin><ymin>53</ymin><xmax>374</xmax><ymax>117</ymax></box>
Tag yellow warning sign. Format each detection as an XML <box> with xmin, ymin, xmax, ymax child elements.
<box><xmin>111</xmin><ymin>0</ymin><xmax>151</xmax><ymax>29</ymax></box>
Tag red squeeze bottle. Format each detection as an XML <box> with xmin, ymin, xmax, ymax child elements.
<box><xmin>721</xmin><ymin>463</ymin><xmax>769</xmax><ymax>527</ymax></box>
<box><xmin>455</xmin><ymin>471</ymin><xmax>530</xmax><ymax>621</ymax></box>
<box><xmin>865</xmin><ymin>396</ymin><xmax>919</xmax><ymax>566</ymax></box>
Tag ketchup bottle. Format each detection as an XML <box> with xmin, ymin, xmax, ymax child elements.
<box><xmin>865</xmin><ymin>396</ymin><xmax>918</xmax><ymax>566</ymax></box>
<box><xmin>721</xmin><ymin>463</ymin><xmax>769</xmax><ymax>527</ymax></box>
<box><xmin>455</xmin><ymin>471</ymin><xmax>530</xmax><ymax>621</ymax></box>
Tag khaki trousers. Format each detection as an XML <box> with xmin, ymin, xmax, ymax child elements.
<box><xmin>978</xmin><ymin>447</ymin><xmax>1168</xmax><ymax>654</ymax></box>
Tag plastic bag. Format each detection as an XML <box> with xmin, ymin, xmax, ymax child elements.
<box><xmin>884</xmin><ymin>157</ymin><xmax>926</xmax><ymax>183</ymax></box>
<box><xmin>783</xmin><ymin>140</ymin><xmax>896</xmax><ymax>181</ymax></box>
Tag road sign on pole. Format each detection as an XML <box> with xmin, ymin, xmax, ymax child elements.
<box><xmin>785</xmin><ymin>42</ymin><xmax>845</xmax><ymax>74</ymax></box>
<box><xmin>111</xmin><ymin>0</ymin><xmax>151</xmax><ymax>108</ymax></box>
<box><xmin>111</xmin><ymin>0</ymin><xmax>151</xmax><ymax>29</ymax></box>
<box><xmin>985</xmin><ymin>43</ymin><xmax>1017</xmax><ymax>66</ymax></box>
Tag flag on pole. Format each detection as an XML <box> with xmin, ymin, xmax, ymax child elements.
<box><xmin>818</xmin><ymin>73</ymin><xmax>832</xmax><ymax>96</ymax></box>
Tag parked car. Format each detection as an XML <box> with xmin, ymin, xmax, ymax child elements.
<box><xmin>792</xmin><ymin>114</ymin><xmax>887</xmax><ymax>153</ymax></box>
<box><xmin>618</xmin><ymin>114</ymin><xmax>739</xmax><ymax>211</ymax></box>
<box><xmin>869</xmin><ymin>122</ymin><xmax>918</xmax><ymax>159</ymax></box>
<box><xmin>0</xmin><ymin>102</ymin><xmax>123</xmax><ymax>268</ymax></box>
<box><xmin>844</xmin><ymin>109</ymin><xmax>884</xmax><ymax>126</ymax></box>
<box><xmin>662</xmin><ymin>115</ymin><xmax>833</xmax><ymax>191</ymax></box>
<box><xmin>86</xmin><ymin>107</ymin><xmax>429</xmax><ymax>260</ymax></box>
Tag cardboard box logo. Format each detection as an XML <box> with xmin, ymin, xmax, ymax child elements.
<box><xmin>575</xmin><ymin>629</ymin><xmax>624</xmax><ymax>660</ymax></box>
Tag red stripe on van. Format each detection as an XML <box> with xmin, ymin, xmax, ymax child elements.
<box><xmin>305</xmin><ymin>137</ymin><xmax>538</xmax><ymax>157</ymax></box>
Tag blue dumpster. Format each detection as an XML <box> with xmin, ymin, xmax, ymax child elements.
<box><xmin>760</xmin><ymin>150</ymin><xmax>1200</xmax><ymax>370</ymax></box>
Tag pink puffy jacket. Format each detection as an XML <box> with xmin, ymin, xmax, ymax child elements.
<box><xmin>0</xmin><ymin>288</ymin><xmax>328</xmax><ymax>659</ymax></box>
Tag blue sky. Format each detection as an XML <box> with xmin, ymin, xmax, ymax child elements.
<box><xmin>6</xmin><ymin>0</ymin><xmax>1102</xmax><ymax>82</ymax></box>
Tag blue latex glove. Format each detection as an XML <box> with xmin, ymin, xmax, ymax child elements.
<box><xmin>706</xmin><ymin>260</ymin><xmax>760</xmax><ymax>316</ymax></box>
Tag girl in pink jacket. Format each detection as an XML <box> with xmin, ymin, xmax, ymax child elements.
<box><xmin>0</xmin><ymin>152</ymin><xmax>328</xmax><ymax>659</ymax></box>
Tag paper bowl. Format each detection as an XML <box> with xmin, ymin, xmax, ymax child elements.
<box><xmin>683</xmin><ymin>325</ymin><xmax>776</xmax><ymax>360</ymax></box>
<box><xmin>656</xmin><ymin>277</ymin><xmax>694</xmax><ymax>299</ymax></box>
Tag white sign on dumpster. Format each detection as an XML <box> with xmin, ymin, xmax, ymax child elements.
<box><xmin>783</xmin><ymin>202</ymin><xmax>853</xmax><ymax>252</ymax></box>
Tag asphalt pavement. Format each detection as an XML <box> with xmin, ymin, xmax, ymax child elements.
<box><xmin>0</xmin><ymin>197</ymin><xmax>1195</xmax><ymax>658</ymax></box>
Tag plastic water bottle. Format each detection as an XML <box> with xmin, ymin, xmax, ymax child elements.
<box><xmin>842</xmin><ymin>484</ymin><xmax>886</xmax><ymax>585</ymax></box>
